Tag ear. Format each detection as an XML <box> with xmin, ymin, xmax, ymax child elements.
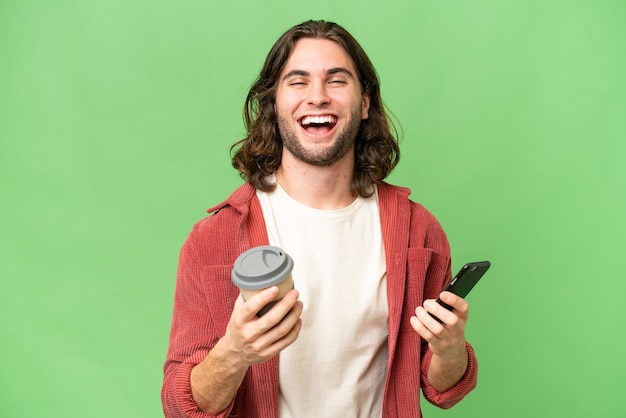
<box><xmin>361</xmin><ymin>92</ymin><xmax>371</xmax><ymax>120</ymax></box>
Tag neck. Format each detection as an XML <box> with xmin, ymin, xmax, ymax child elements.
<box><xmin>275</xmin><ymin>149</ymin><xmax>356</xmax><ymax>210</ymax></box>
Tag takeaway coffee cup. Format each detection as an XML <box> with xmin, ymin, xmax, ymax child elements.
<box><xmin>231</xmin><ymin>245</ymin><xmax>294</xmax><ymax>316</ymax></box>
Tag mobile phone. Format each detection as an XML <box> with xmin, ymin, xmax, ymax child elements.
<box><xmin>430</xmin><ymin>261</ymin><xmax>491</xmax><ymax>322</ymax></box>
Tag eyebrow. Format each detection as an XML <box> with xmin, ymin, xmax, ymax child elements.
<box><xmin>281</xmin><ymin>67</ymin><xmax>356</xmax><ymax>82</ymax></box>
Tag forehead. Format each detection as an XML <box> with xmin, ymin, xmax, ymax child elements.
<box><xmin>280</xmin><ymin>38</ymin><xmax>357</xmax><ymax>76</ymax></box>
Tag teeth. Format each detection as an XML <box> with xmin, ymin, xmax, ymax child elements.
<box><xmin>301</xmin><ymin>115</ymin><xmax>337</xmax><ymax>126</ymax></box>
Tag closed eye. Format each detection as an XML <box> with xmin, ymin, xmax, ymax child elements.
<box><xmin>287</xmin><ymin>79</ymin><xmax>309</xmax><ymax>87</ymax></box>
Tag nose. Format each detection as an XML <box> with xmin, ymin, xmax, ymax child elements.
<box><xmin>307</xmin><ymin>80</ymin><xmax>330</xmax><ymax>107</ymax></box>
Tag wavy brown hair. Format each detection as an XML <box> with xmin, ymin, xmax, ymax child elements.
<box><xmin>231</xmin><ymin>20</ymin><xmax>400</xmax><ymax>198</ymax></box>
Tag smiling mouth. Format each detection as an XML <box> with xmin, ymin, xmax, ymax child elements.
<box><xmin>299</xmin><ymin>115</ymin><xmax>338</xmax><ymax>134</ymax></box>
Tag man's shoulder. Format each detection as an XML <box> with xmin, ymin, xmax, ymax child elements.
<box><xmin>378</xmin><ymin>181</ymin><xmax>410</xmax><ymax>198</ymax></box>
<box><xmin>206</xmin><ymin>182</ymin><xmax>257</xmax><ymax>215</ymax></box>
<box><xmin>378</xmin><ymin>181</ymin><xmax>430</xmax><ymax>213</ymax></box>
<box><xmin>188</xmin><ymin>183</ymin><xmax>257</xmax><ymax>236</ymax></box>
<box><xmin>378</xmin><ymin>181</ymin><xmax>443</xmax><ymax>228</ymax></box>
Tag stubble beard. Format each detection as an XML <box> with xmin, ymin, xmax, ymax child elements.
<box><xmin>277</xmin><ymin>108</ymin><xmax>363</xmax><ymax>167</ymax></box>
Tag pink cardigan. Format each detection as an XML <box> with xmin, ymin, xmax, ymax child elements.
<box><xmin>162</xmin><ymin>182</ymin><xmax>478</xmax><ymax>417</ymax></box>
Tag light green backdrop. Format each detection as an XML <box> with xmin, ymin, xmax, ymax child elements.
<box><xmin>1</xmin><ymin>1</ymin><xmax>624</xmax><ymax>417</ymax></box>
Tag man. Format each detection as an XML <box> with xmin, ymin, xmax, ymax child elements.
<box><xmin>162</xmin><ymin>20</ymin><xmax>477</xmax><ymax>418</ymax></box>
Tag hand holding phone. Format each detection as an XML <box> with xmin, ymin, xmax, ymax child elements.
<box><xmin>430</xmin><ymin>261</ymin><xmax>491</xmax><ymax>323</ymax></box>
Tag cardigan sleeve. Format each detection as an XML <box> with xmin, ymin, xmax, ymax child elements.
<box><xmin>410</xmin><ymin>199</ymin><xmax>479</xmax><ymax>409</ymax></box>
<box><xmin>162</xmin><ymin>187</ymin><xmax>277</xmax><ymax>418</ymax></box>
<box><xmin>420</xmin><ymin>342</ymin><xmax>479</xmax><ymax>409</ymax></box>
<box><xmin>161</xmin><ymin>221</ymin><xmax>237</xmax><ymax>418</ymax></box>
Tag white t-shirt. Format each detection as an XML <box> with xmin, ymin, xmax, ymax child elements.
<box><xmin>257</xmin><ymin>181</ymin><xmax>388</xmax><ymax>418</ymax></box>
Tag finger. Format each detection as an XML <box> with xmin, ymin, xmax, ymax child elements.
<box><xmin>265</xmin><ymin>301</ymin><xmax>303</xmax><ymax>346</ymax></box>
<box><xmin>410</xmin><ymin>311</ymin><xmax>430</xmax><ymax>339</ymax></box>
<box><xmin>438</xmin><ymin>292</ymin><xmax>469</xmax><ymax>317</ymax></box>
<box><xmin>258</xmin><ymin>291</ymin><xmax>302</xmax><ymax>338</ymax></box>
<box><xmin>236</xmin><ymin>288</ymin><xmax>300</xmax><ymax>348</ymax></box>
<box><xmin>253</xmin><ymin>299</ymin><xmax>304</xmax><ymax>360</ymax></box>
<box><xmin>411</xmin><ymin>306</ymin><xmax>445</xmax><ymax>341</ymax></box>
<box><xmin>424</xmin><ymin>299</ymin><xmax>458</xmax><ymax>328</ymax></box>
<box><xmin>261</xmin><ymin>289</ymin><xmax>300</xmax><ymax>320</ymax></box>
<box><xmin>260</xmin><ymin>317</ymin><xmax>303</xmax><ymax>359</ymax></box>
<box><xmin>241</xmin><ymin>286</ymin><xmax>282</xmax><ymax>319</ymax></box>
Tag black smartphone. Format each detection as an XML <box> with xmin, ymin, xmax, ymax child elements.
<box><xmin>430</xmin><ymin>261</ymin><xmax>491</xmax><ymax>322</ymax></box>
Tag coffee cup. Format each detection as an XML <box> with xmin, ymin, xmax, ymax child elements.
<box><xmin>231</xmin><ymin>245</ymin><xmax>294</xmax><ymax>316</ymax></box>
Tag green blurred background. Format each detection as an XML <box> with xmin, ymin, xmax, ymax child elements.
<box><xmin>1</xmin><ymin>1</ymin><xmax>624</xmax><ymax>417</ymax></box>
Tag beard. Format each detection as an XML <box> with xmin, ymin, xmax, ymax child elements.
<box><xmin>277</xmin><ymin>108</ymin><xmax>363</xmax><ymax>167</ymax></box>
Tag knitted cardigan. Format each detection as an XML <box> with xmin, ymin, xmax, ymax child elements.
<box><xmin>162</xmin><ymin>182</ymin><xmax>478</xmax><ymax>417</ymax></box>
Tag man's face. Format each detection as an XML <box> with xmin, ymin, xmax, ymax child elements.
<box><xmin>275</xmin><ymin>38</ymin><xmax>370</xmax><ymax>167</ymax></box>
